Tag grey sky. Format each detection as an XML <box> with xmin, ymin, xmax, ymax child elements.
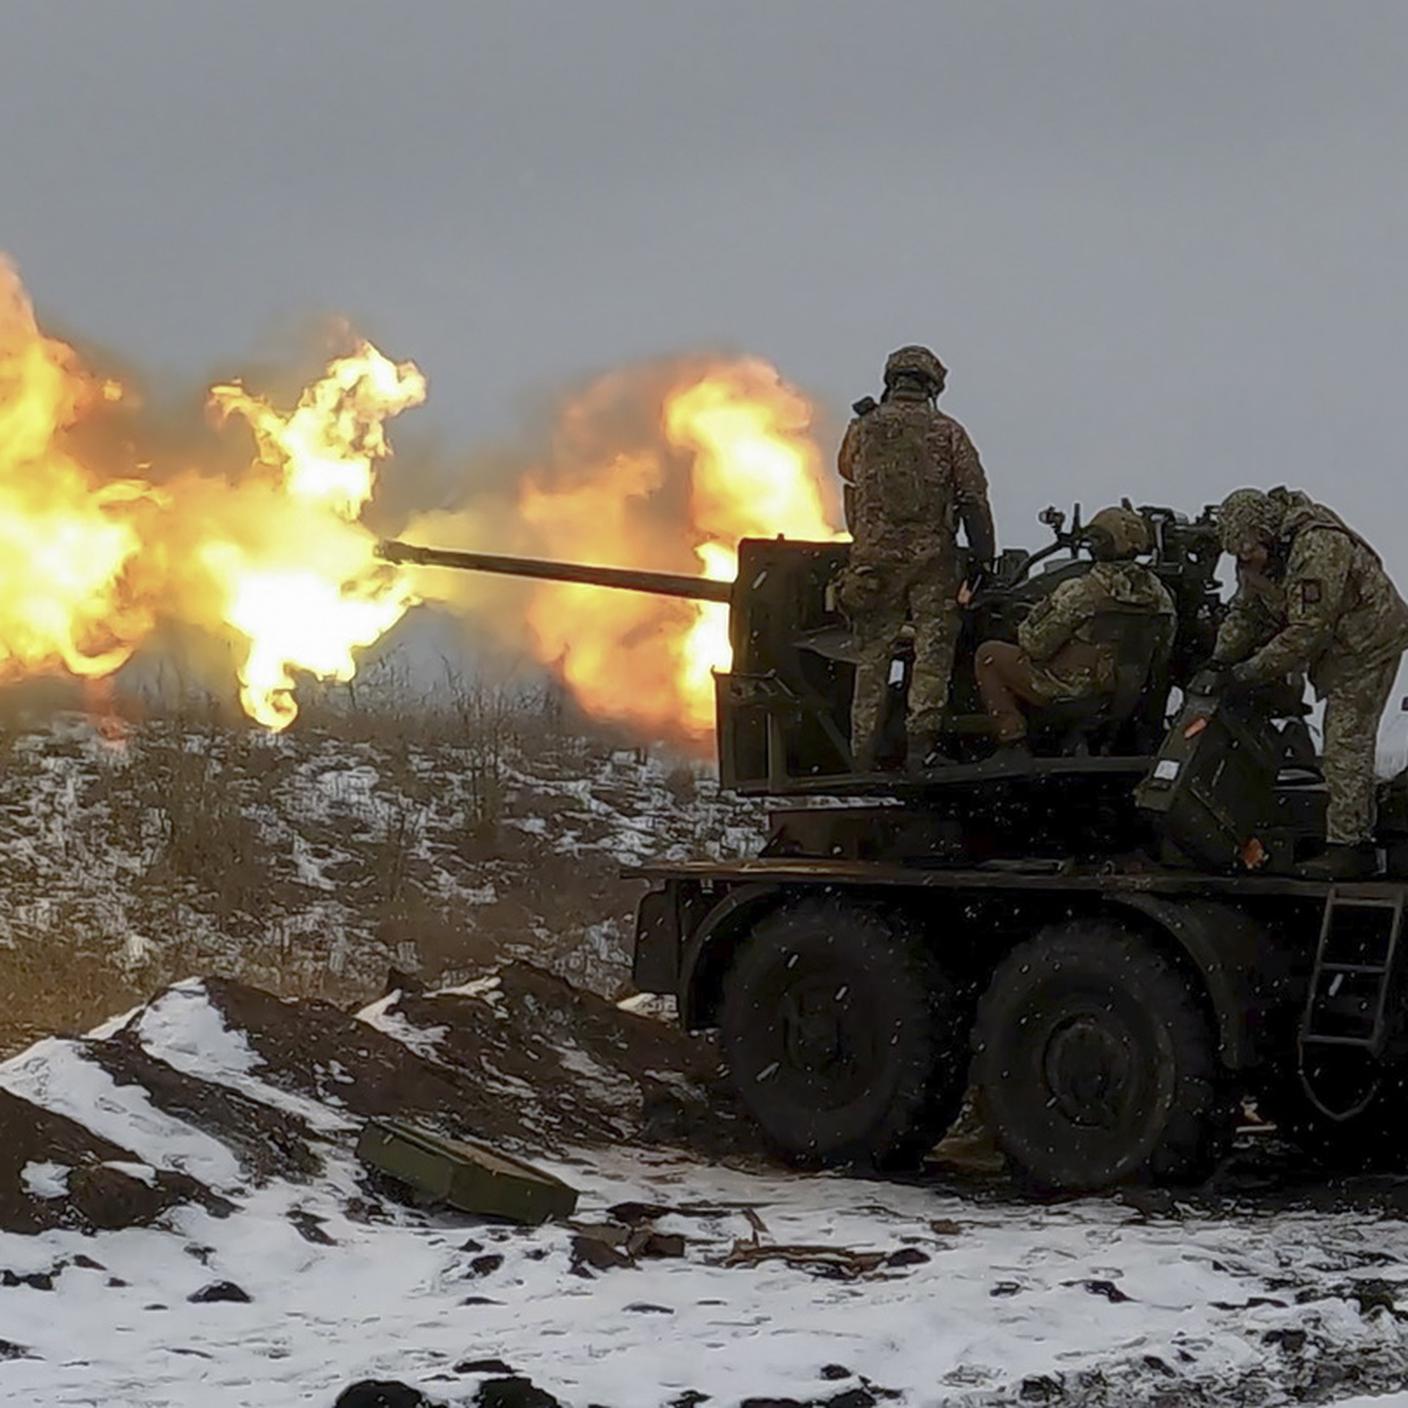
<box><xmin>2</xmin><ymin>1</ymin><xmax>1406</xmax><ymax>574</ymax></box>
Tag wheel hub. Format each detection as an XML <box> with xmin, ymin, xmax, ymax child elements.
<box><xmin>780</xmin><ymin>982</ymin><xmax>847</xmax><ymax>1071</ymax></box>
<box><xmin>1043</xmin><ymin>1015</ymin><xmax>1133</xmax><ymax>1127</ymax></box>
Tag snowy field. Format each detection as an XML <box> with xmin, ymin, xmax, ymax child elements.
<box><xmin>3</xmin><ymin>973</ymin><xmax>1408</xmax><ymax>1407</ymax></box>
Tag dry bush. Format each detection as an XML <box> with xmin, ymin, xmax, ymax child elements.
<box><xmin>124</xmin><ymin>731</ymin><xmax>270</xmax><ymax>920</ymax></box>
<box><xmin>0</xmin><ymin>933</ymin><xmax>187</xmax><ymax>1058</ymax></box>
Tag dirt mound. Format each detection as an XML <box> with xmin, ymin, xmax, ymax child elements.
<box><xmin>0</xmin><ymin>1088</ymin><xmax>222</xmax><ymax>1235</ymax></box>
<box><xmin>86</xmin><ymin>1030</ymin><xmax>325</xmax><ymax>1185</ymax></box>
<box><xmin>0</xmin><ymin>961</ymin><xmax>750</xmax><ymax>1236</ymax></box>
<box><xmin>206</xmin><ymin>963</ymin><xmax>747</xmax><ymax>1157</ymax></box>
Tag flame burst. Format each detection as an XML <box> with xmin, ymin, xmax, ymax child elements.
<box><xmin>412</xmin><ymin>357</ymin><xmax>842</xmax><ymax>746</ymax></box>
<box><xmin>665</xmin><ymin>363</ymin><xmax>837</xmax><ymax>735</ymax></box>
<box><xmin>0</xmin><ymin>259</ymin><xmax>158</xmax><ymax>680</ymax></box>
<box><xmin>0</xmin><ymin>254</ymin><xmax>837</xmax><ymax>747</ymax></box>
<box><xmin>201</xmin><ymin>345</ymin><xmax>426</xmax><ymax>728</ymax></box>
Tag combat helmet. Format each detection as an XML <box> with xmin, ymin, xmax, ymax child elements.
<box><xmin>1217</xmin><ymin>488</ymin><xmax>1283</xmax><ymax>554</ymax></box>
<box><xmin>883</xmin><ymin>345</ymin><xmax>947</xmax><ymax>390</ymax></box>
<box><xmin>1083</xmin><ymin>506</ymin><xmax>1150</xmax><ymax>561</ymax></box>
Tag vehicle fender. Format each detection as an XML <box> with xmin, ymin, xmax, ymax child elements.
<box><xmin>1108</xmin><ymin>893</ymin><xmax>1283</xmax><ymax>1071</ymax></box>
<box><xmin>678</xmin><ymin>882</ymin><xmax>790</xmax><ymax>1030</ymax></box>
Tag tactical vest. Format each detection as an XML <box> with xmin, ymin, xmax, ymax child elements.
<box><xmin>848</xmin><ymin>400</ymin><xmax>957</xmax><ymax>558</ymax></box>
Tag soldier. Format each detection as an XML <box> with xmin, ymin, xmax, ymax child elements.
<box><xmin>1210</xmin><ymin>487</ymin><xmax>1408</xmax><ymax>879</ymax></box>
<box><xmin>974</xmin><ymin>507</ymin><xmax>1175</xmax><ymax>757</ymax></box>
<box><xmin>837</xmin><ymin>345</ymin><xmax>996</xmax><ymax>770</ymax></box>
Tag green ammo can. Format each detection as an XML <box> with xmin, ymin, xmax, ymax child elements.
<box><xmin>356</xmin><ymin>1117</ymin><xmax>579</xmax><ymax>1225</ymax></box>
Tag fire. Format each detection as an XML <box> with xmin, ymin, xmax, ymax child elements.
<box><xmin>201</xmin><ymin>344</ymin><xmax>427</xmax><ymax>729</ymax></box>
<box><xmin>410</xmin><ymin>357</ymin><xmax>842</xmax><ymax>746</ymax></box>
<box><xmin>664</xmin><ymin>362</ymin><xmax>838</xmax><ymax>736</ymax></box>
<box><xmin>0</xmin><ymin>259</ymin><xmax>159</xmax><ymax>681</ymax></box>
<box><xmin>0</xmin><ymin>253</ymin><xmax>838</xmax><ymax>749</ymax></box>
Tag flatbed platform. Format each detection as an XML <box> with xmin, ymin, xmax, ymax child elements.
<box><xmin>625</xmin><ymin>854</ymin><xmax>1405</xmax><ymax>902</ymax></box>
<box><xmin>742</xmin><ymin>753</ymin><xmax>1157</xmax><ymax>798</ymax></box>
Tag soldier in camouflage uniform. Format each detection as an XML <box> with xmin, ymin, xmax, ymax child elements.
<box><xmin>975</xmin><ymin>507</ymin><xmax>1175</xmax><ymax>755</ymax></box>
<box><xmin>837</xmin><ymin>345</ymin><xmax>996</xmax><ymax>771</ymax></box>
<box><xmin>1212</xmin><ymin>487</ymin><xmax>1408</xmax><ymax>879</ymax></box>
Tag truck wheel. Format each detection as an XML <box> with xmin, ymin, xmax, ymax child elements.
<box><xmin>719</xmin><ymin>900</ymin><xmax>966</xmax><ymax>1169</ymax></box>
<box><xmin>973</xmin><ymin>920</ymin><xmax>1228</xmax><ymax>1192</ymax></box>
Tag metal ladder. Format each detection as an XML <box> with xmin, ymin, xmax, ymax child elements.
<box><xmin>1299</xmin><ymin>887</ymin><xmax>1405</xmax><ymax>1119</ymax></box>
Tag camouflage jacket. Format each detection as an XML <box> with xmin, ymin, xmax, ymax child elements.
<box><xmin>1214</xmin><ymin>490</ymin><xmax>1408</xmax><ymax>693</ymax></box>
<box><xmin>838</xmin><ymin>390</ymin><xmax>994</xmax><ymax>567</ymax></box>
<box><xmin>1018</xmin><ymin>562</ymin><xmax>1176</xmax><ymax>694</ymax></box>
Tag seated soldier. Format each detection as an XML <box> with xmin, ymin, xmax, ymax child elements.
<box><xmin>975</xmin><ymin>506</ymin><xmax>1174</xmax><ymax>757</ymax></box>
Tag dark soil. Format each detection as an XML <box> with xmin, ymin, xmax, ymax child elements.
<box><xmin>0</xmin><ymin>1088</ymin><xmax>225</xmax><ymax>1235</ymax></box>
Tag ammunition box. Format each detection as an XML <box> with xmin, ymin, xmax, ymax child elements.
<box><xmin>1135</xmin><ymin>691</ymin><xmax>1283</xmax><ymax>871</ymax></box>
<box><xmin>357</xmin><ymin>1118</ymin><xmax>578</xmax><ymax>1225</ymax></box>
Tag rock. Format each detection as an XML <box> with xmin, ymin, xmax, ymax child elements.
<box><xmin>455</xmin><ymin>1359</ymin><xmax>515</xmax><ymax>1375</ymax></box>
<box><xmin>623</xmin><ymin>1302</ymin><xmax>674</xmax><ymax>1314</ymax></box>
<box><xmin>467</xmin><ymin>1254</ymin><xmax>505</xmax><ymax>1278</ymax></box>
<box><xmin>570</xmin><ymin>1234</ymin><xmax>633</xmax><ymax>1276</ymax></box>
<box><xmin>1069</xmin><ymin>1279</ymin><xmax>1131</xmax><ymax>1304</ymax></box>
<box><xmin>820</xmin><ymin>1366</ymin><xmax>852</xmax><ymax>1381</ymax></box>
<box><xmin>0</xmin><ymin>1340</ymin><xmax>33</xmax><ymax>1360</ymax></box>
<box><xmin>1</xmin><ymin>1268</ymin><xmax>54</xmax><ymax>1290</ymax></box>
<box><xmin>884</xmin><ymin>1248</ymin><xmax>930</xmax><ymax>1268</ymax></box>
<box><xmin>187</xmin><ymin>1280</ymin><xmax>252</xmax><ymax>1304</ymax></box>
<box><xmin>474</xmin><ymin>1376</ymin><xmax>561</xmax><ymax>1408</ymax></box>
<box><xmin>334</xmin><ymin>1382</ymin><xmax>437</xmax><ymax>1408</ymax></box>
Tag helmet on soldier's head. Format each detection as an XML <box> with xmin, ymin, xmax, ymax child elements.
<box><xmin>1083</xmin><ymin>506</ymin><xmax>1150</xmax><ymax>561</ymax></box>
<box><xmin>1217</xmin><ymin>488</ymin><xmax>1282</xmax><ymax>554</ymax></box>
<box><xmin>883</xmin><ymin>345</ymin><xmax>947</xmax><ymax>390</ymax></box>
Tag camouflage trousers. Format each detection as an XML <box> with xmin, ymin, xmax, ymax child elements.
<box><xmin>1323</xmin><ymin>655</ymin><xmax>1400</xmax><ymax>844</ymax></box>
<box><xmin>974</xmin><ymin>640</ymin><xmax>1088</xmax><ymax>742</ymax></box>
<box><xmin>843</xmin><ymin>562</ymin><xmax>959</xmax><ymax>761</ymax></box>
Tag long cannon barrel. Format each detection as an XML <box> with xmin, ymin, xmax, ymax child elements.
<box><xmin>378</xmin><ymin>539</ymin><xmax>734</xmax><ymax>604</ymax></box>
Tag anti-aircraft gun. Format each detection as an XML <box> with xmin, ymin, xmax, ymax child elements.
<box><xmin>385</xmin><ymin>507</ymin><xmax>1408</xmax><ymax>1195</ymax></box>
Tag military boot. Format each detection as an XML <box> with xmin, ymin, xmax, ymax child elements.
<box><xmin>1297</xmin><ymin>843</ymin><xmax>1380</xmax><ymax>881</ymax></box>
<box><xmin>906</xmin><ymin>732</ymin><xmax>950</xmax><ymax>774</ymax></box>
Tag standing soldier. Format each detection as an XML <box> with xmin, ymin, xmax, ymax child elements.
<box><xmin>974</xmin><ymin>507</ymin><xmax>1175</xmax><ymax>756</ymax></box>
<box><xmin>838</xmin><ymin>345</ymin><xmax>996</xmax><ymax>771</ymax></box>
<box><xmin>1212</xmin><ymin>487</ymin><xmax>1408</xmax><ymax>879</ymax></box>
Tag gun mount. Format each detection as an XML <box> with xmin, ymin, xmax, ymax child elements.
<box><xmin>382</xmin><ymin>502</ymin><xmax>1227</xmax><ymax>805</ymax></box>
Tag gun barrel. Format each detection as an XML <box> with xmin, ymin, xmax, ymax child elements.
<box><xmin>379</xmin><ymin>540</ymin><xmax>733</xmax><ymax>604</ymax></box>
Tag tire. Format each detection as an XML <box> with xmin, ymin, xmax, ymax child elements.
<box><xmin>719</xmin><ymin>899</ymin><xmax>967</xmax><ymax>1169</ymax></box>
<box><xmin>973</xmin><ymin>920</ymin><xmax>1229</xmax><ymax>1192</ymax></box>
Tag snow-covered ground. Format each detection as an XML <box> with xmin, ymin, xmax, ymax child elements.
<box><xmin>3</xmin><ymin>973</ymin><xmax>1408</xmax><ymax>1408</ymax></box>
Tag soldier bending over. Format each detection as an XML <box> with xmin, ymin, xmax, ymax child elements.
<box><xmin>838</xmin><ymin>345</ymin><xmax>996</xmax><ymax>771</ymax></box>
<box><xmin>975</xmin><ymin>507</ymin><xmax>1174</xmax><ymax>758</ymax></box>
<box><xmin>1210</xmin><ymin>487</ymin><xmax>1408</xmax><ymax>879</ymax></box>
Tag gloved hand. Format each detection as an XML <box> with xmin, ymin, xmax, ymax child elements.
<box><xmin>1188</xmin><ymin>661</ymin><xmax>1230</xmax><ymax>696</ymax></box>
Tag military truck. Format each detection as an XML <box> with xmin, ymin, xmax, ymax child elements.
<box><xmin>384</xmin><ymin>506</ymin><xmax>1408</xmax><ymax>1193</ymax></box>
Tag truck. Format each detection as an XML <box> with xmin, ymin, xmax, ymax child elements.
<box><xmin>383</xmin><ymin>505</ymin><xmax>1408</xmax><ymax>1193</ymax></box>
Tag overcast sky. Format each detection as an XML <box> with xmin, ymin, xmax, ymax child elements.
<box><xmin>2</xmin><ymin>1</ymin><xmax>1406</xmax><ymax>577</ymax></box>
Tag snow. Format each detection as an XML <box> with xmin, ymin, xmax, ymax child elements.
<box><xmin>19</xmin><ymin>1162</ymin><xmax>70</xmax><ymax>1199</ymax></box>
<box><xmin>134</xmin><ymin>979</ymin><xmax>263</xmax><ymax>1079</ymax></box>
<box><xmin>5</xmin><ymin>1132</ymin><xmax>1408</xmax><ymax>1406</ymax></box>
<box><xmin>356</xmin><ymin>990</ymin><xmax>449</xmax><ymax>1059</ymax></box>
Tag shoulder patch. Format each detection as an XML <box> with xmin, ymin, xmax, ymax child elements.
<box><xmin>1299</xmin><ymin>578</ymin><xmax>1323</xmax><ymax>607</ymax></box>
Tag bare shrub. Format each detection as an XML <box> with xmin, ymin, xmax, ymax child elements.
<box><xmin>126</xmin><ymin>731</ymin><xmax>268</xmax><ymax>919</ymax></box>
<box><xmin>664</xmin><ymin>763</ymin><xmax>697</xmax><ymax>806</ymax></box>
